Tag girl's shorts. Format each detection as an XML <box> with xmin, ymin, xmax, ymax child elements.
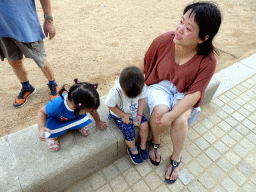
<box><xmin>46</xmin><ymin>115</ymin><xmax>92</xmax><ymax>138</ymax></box>
<box><xmin>147</xmin><ymin>80</ymin><xmax>200</xmax><ymax>127</ymax></box>
<box><xmin>108</xmin><ymin>112</ymin><xmax>147</xmax><ymax>141</ymax></box>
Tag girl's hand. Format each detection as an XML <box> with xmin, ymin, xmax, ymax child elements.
<box><xmin>96</xmin><ymin>120</ymin><xmax>107</xmax><ymax>130</ymax></box>
<box><xmin>39</xmin><ymin>127</ymin><xmax>51</xmax><ymax>141</ymax></box>
<box><xmin>155</xmin><ymin>113</ymin><xmax>173</xmax><ymax>128</ymax></box>
<box><xmin>121</xmin><ymin>113</ymin><xmax>132</xmax><ymax>125</ymax></box>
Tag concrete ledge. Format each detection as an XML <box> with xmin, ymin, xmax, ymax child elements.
<box><xmin>0</xmin><ymin>76</ymin><xmax>220</xmax><ymax>192</ymax></box>
<box><xmin>202</xmin><ymin>76</ymin><xmax>221</xmax><ymax>106</ymax></box>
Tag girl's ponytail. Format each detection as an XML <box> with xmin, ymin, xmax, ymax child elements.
<box><xmin>59</xmin><ymin>84</ymin><xmax>69</xmax><ymax>99</ymax></box>
<box><xmin>66</xmin><ymin>79</ymin><xmax>100</xmax><ymax>115</ymax></box>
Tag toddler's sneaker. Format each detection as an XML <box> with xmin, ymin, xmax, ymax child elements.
<box><xmin>48</xmin><ymin>83</ymin><xmax>59</xmax><ymax>100</ymax></box>
<box><xmin>127</xmin><ymin>148</ymin><xmax>143</xmax><ymax>164</ymax></box>
<box><xmin>137</xmin><ymin>140</ymin><xmax>149</xmax><ymax>160</ymax></box>
<box><xmin>138</xmin><ymin>145</ymin><xmax>149</xmax><ymax>160</ymax></box>
<box><xmin>13</xmin><ymin>86</ymin><xmax>36</xmax><ymax>108</ymax></box>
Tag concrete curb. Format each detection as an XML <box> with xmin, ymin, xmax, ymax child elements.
<box><xmin>1</xmin><ymin>76</ymin><xmax>222</xmax><ymax>192</ymax></box>
<box><xmin>7</xmin><ymin>49</ymin><xmax>256</xmax><ymax>191</ymax></box>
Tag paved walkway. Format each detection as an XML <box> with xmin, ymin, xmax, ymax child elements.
<box><xmin>66</xmin><ymin>55</ymin><xmax>256</xmax><ymax>192</ymax></box>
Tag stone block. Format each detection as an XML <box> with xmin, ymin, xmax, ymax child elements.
<box><xmin>202</xmin><ymin>76</ymin><xmax>221</xmax><ymax>106</ymax></box>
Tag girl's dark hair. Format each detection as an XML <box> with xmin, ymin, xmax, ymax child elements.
<box><xmin>119</xmin><ymin>66</ymin><xmax>145</xmax><ymax>98</ymax></box>
<box><xmin>59</xmin><ymin>79</ymin><xmax>100</xmax><ymax>115</ymax></box>
<box><xmin>184</xmin><ymin>1</ymin><xmax>222</xmax><ymax>56</ymax></box>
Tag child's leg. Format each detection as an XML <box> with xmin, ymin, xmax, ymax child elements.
<box><xmin>137</xmin><ymin>121</ymin><xmax>149</xmax><ymax>160</ymax></box>
<box><xmin>139</xmin><ymin>121</ymin><xmax>149</xmax><ymax>150</ymax></box>
<box><xmin>112</xmin><ymin>117</ymin><xmax>138</xmax><ymax>154</ymax></box>
<box><xmin>125</xmin><ymin>139</ymin><xmax>138</xmax><ymax>154</ymax></box>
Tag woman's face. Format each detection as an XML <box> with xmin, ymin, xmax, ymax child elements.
<box><xmin>173</xmin><ymin>10</ymin><xmax>204</xmax><ymax>49</ymax></box>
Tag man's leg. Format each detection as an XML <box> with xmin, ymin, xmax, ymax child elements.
<box><xmin>8</xmin><ymin>59</ymin><xmax>36</xmax><ymax>107</ymax></box>
<box><xmin>41</xmin><ymin>60</ymin><xmax>54</xmax><ymax>81</ymax></box>
<box><xmin>8</xmin><ymin>59</ymin><xmax>28</xmax><ymax>82</ymax></box>
<box><xmin>41</xmin><ymin>60</ymin><xmax>59</xmax><ymax>100</ymax></box>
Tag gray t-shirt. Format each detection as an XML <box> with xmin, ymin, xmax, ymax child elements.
<box><xmin>105</xmin><ymin>82</ymin><xmax>147</xmax><ymax>119</ymax></box>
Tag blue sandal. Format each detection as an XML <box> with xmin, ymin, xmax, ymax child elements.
<box><xmin>165</xmin><ymin>158</ymin><xmax>181</xmax><ymax>184</ymax></box>
<box><xmin>149</xmin><ymin>142</ymin><xmax>161</xmax><ymax>166</ymax></box>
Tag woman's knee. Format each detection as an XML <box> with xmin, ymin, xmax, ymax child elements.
<box><xmin>150</xmin><ymin>105</ymin><xmax>169</xmax><ymax>121</ymax></box>
<box><xmin>172</xmin><ymin>115</ymin><xmax>188</xmax><ymax>129</ymax></box>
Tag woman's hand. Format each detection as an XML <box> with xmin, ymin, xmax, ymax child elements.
<box><xmin>121</xmin><ymin>113</ymin><xmax>132</xmax><ymax>125</ymax></box>
<box><xmin>96</xmin><ymin>120</ymin><xmax>107</xmax><ymax>130</ymax></box>
<box><xmin>39</xmin><ymin>127</ymin><xmax>51</xmax><ymax>141</ymax></box>
<box><xmin>155</xmin><ymin>112</ymin><xmax>173</xmax><ymax>128</ymax></box>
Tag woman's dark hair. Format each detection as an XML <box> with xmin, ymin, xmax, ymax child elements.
<box><xmin>59</xmin><ymin>79</ymin><xmax>100</xmax><ymax>115</ymax></box>
<box><xmin>184</xmin><ymin>1</ymin><xmax>222</xmax><ymax>56</ymax></box>
<box><xmin>119</xmin><ymin>66</ymin><xmax>145</xmax><ymax>98</ymax></box>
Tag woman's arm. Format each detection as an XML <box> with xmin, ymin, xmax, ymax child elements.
<box><xmin>156</xmin><ymin>91</ymin><xmax>201</xmax><ymax>126</ymax></box>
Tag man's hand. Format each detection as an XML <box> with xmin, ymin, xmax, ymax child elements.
<box><xmin>43</xmin><ymin>19</ymin><xmax>56</xmax><ymax>40</ymax></box>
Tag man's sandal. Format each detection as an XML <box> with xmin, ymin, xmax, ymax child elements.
<box><xmin>149</xmin><ymin>142</ymin><xmax>161</xmax><ymax>166</ymax></box>
<box><xmin>48</xmin><ymin>139</ymin><xmax>60</xmax><ymax>152</ymax></box>
<box><xmin>78</xmin><ymin>126</ymin><xmax>90</xmax><ymax>136</ymax></box>
<box><xmin>165</xmin><ymin>157</ymin><xmax>181</xmax><ymax>184</ymax></box>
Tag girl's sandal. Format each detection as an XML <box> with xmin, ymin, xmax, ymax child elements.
<box><xmin>78</xmin><ymin>126</ymin><xmax>90</xmax><ymax>136</ymax></box>
<box><xmin>48</xmin><ymin>139</ymin><xmax>60</xmax><ymax>152</ymax></box>
<box><xmin>165</xmin><ymin>157</ymin><xmax>181</xmax><ymax>184</ymax></box>
<box><xmin>149</xmin><ymin>142</ymin><xmax>161</xmax><ymax>166</ymax></box>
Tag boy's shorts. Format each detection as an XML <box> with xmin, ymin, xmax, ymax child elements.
<box><xmin>0</xmin><ymin>37</ymin><xmax>46</xmax><ymax>69</ymax></box>
<box><xmin>147</xmin><ymin>80</ymin><xmax>200</xmax><ymax>127</ymax></box>
<box><xmin>108</xmin><ymin>112</ymin><xmax>147</xmax><ymax>141</ymax></box>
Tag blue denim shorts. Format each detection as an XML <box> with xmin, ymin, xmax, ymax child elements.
<box><xmin>108</xmin><ymin>112</ymin><xmax>147</xmax><ymax>141</ymax></box>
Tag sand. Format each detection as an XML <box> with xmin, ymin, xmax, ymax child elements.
<box><xmin>1</xmin><ymin>0</ymin><xmax>256</xmax><ymax>138</ymax></box>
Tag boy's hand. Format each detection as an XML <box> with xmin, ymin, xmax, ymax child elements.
<box><xmin>39</xmin><ymin>127</ymin><xmax>51</xmax><ymax>141</ymax></box>
<box><xmin>135</xmin><ymin>115</ymin><xmax>142</xmax><ymax>126</ymax></box>
<box><xmin>121</xmin><ymin>113</ymin><xmax>132</xmax><ymax>125</ymax></box>
<box><xmin>96</xmin><ymin>120</ymin><xmax>107</xmax><ymax>130</ymax></box>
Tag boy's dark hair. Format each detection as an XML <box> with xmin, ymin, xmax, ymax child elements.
<box><xmin>59</xmin><ymin>79</ymin><xmax>100</xmax><ymax>115</ymax></box>
<box><xmin>184</xmin><ymin>1</ymin><xmax>222</xmax><ymax>57</ymax></box>
<box><xmin>119</xmin><ymin>66</ymin><xmax>145</xmax><ymax>98</ymax></box>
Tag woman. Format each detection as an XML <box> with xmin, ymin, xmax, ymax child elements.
<box><xmin>138</xmin><ymin>2</ymin><xmax>222</xmax><ymax>184</ymax></box>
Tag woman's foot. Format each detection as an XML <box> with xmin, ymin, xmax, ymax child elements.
<box><xmin>149</xmin><ymin>142</ymin><xmax>161</xmax><ymax>166</ymax></box>
<box><xmin>48</xmin><ymin>138</ymin><xmax>59</xmax><ymax>152</ymax></box>
<box><xmin>165</xmin><ymin>156</ymin><xmax>181</xmax><ymax>184</ymax></box>
<box><xmin>78</xmin><ymin>126</ymin><xmax>90</xmax><ymax>136</ymax></box>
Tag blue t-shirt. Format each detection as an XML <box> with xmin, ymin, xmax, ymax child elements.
<box><xmin>0</xmin><ymin>0</ymin><xmax>45</xmax><ymax>43</ymax></box>
<box><xmin>46</xmin><ymin>94</ymin><xmax>83</xmax><ymax>122</ymax></box>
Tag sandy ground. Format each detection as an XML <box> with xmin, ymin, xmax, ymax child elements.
<box><xmin>1</xmin><ymin>0</ymin><xmax>256</xmax><ymax>138</ymax></box>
